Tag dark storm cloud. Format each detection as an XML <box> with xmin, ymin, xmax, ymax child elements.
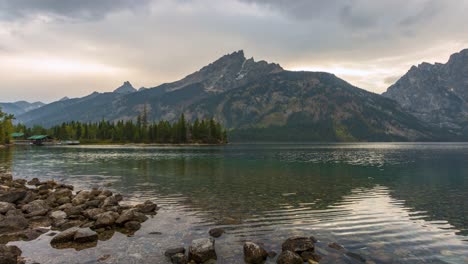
<box><xmin>0</xmin><ymin>0</ymin><xmax>151</xmax><ymax>20</ymax></box>
<box><xmin>0</xmin><ymin>0</ymin><xmax>467</xmax><ymax>101</ymax></box>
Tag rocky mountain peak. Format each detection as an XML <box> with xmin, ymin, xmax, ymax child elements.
<box><xmin>383</xmin><ymin>48</ymin><xmax>468</xmax><ymax>132</ymax></box>
<box><xmin>113</xmin><ymin>81</ymin><xmax>137</xmax><ymax>94</ymax></box>
<box><xmin>165</xmin><ymin>50</ymin><xmax>283</xmax><ymax>93</ymax></box>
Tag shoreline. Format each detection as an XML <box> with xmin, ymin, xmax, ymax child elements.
<box><xmin>0</xmin><ymin>174</ymin><xmax>369</xmax><ymax>264</ymax></box>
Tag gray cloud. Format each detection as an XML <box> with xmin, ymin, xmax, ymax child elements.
<box><xmin>0</xmin><ymin>0</ymin><xmax>467</xmax><ymax>102</ymax></box>
<box><xmin>0</xmin><ymin>0</ymin><xmax>151</xmax><ymax>21</ymax></box>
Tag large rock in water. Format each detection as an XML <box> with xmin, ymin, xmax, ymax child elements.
<box><xmin>50</xmin><ymin>227</ymin><xmax>80</xmax><ymax>244</ymax></box>
<box><xmin>244</xmin><ymin>242</ymin><xmax>268</xmax><ymax>264</ymax></box>
<box><xmin>281</xmin><ymin>236</ymin><xmax>315</xmax><ymax>254</ymax></box>
<box><xmin>0</xmin><ymin>245</ymin><xmax>22</xmax><ymax>264</ymax></box>
<box><xmin>276</xmin><ymin>250</ymin><xmax>303</xmax><ymax>264</ymax></box>
<box><xmin>73</xmin><ymin>228</ymin><xmax>98</xmax><ymax>243</ymax></box>
<box><xmin>188</xmin><ymin>238</ymin><xmax>217</xmax><ymax>263</ymax></box>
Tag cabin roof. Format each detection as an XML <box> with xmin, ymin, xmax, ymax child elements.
<box><xmin>11</xmin><ymin>132</ymin><xmax>25</xmax><ymax>138</ymax></box>
<box><xmin>27</xmin><ymin>135</ymin><xmax>50</xmax><ymax>140</ymax></box>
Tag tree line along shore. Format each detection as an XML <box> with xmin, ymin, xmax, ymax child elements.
<box><xmin>1</xmin><ymin>106</ymin><xmax>227</xmax><ymax>145</ymax></box>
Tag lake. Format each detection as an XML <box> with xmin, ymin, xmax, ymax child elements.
<box><xmin>1</xmin><ymin>143</ymin><xmax>467</xmax><ymax>263</ymax></box>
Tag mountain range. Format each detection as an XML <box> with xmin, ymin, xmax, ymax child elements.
<box><xmin>5</xmin><ymin>49</ymin><xmax>468</xmax><ymax>141</ymax></box>
<box><xmin>0</xmin><ymin>101</ymin><xmax>45</xmax><ymax>117</ymax></box>
<box><xmin>383</xmin><ymin>49</ymin><xmax>468</xmax><ymax>135</ymax></box>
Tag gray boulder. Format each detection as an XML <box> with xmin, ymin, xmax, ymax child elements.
<box><xmin>244</xmin><ymin>242</ymin><xmax>268</xmax><ymax>264</ymax></box>
<box><xmin>188</xmin><ymin>238</ymin><xmax>216</xmax><ymax>263</ymax></box>
<box><xmin>95</xmin><ymin>211</ymin><xmax>119</xmax><ymax>227</ymax></box>
<box><xmin>74</xmin><ymin>228</ymin><xmax>98</xmax><ymax>243</ymax></box>
<box><xmin>0</xmin><ymin>201</ymin><xmax>15</xmax><ymax>214</ymax></box>
<box><xmin>281</xmin><ymin>236</ymin><xmax>314</xmax><ymax>254</ymax></box>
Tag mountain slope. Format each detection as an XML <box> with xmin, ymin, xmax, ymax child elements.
<box><xmin>383</xmin><ymin>49</ymin><xmax>468</xmax><ymax>134</ymax></box>
<box><xmin>188</xmin><ymin>71</ymin><xmax>434</xmax><ymax>141</ymax></box>
<box><xmin>0</xmin><ymin>101</ymin><xmax>45</xmax><ymax>116</ymax></box>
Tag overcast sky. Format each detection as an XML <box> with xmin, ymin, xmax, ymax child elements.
<box><xmin>0</xmin><ymin>0</ymin><xmax>467</xmax><ymax>103</ymax></box>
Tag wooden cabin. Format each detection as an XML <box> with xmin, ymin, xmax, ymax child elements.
<box><xmin>27</xmin><ymin>135</ymin><xmax>52</xmax><ymax>146</ymax></box>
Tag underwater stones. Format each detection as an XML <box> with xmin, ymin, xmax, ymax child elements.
<box><xmin>165</xmin><ymin>247</ymin><xmax>186</xmax><ymax>258</ymax></box>
<box><xmin>243</xmin><ymin>242</ymin><xmax>268</xmax><ymax>264</ymax></box>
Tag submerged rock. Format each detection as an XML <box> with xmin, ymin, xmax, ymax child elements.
<box><xmin>243</xmin><ymin>242</ymin><xmax>268</xmax><ymax>264</ymax></box>
<box><xmin>188</xmin><ymin>238</ymin><xmax>217</xmax><ymax>263</ymax></box>
<box><xmin>171</xmin><ymin>253</ymin><xmax>187</xmax><ymax>264</ymax></box>
<box><xmin>328</xmin><ymin>242</ymin><xmax>344</xmax><ymax>251</ymax></box>
<box><xmin>208</xmin><ymin>228</ymin><xmax>224</xmax><ymax>238</ymax></box>
<box><xmin>165</xmin><ymin>247</ymin><xmax>186</xmax><ymax>258</ymax></box>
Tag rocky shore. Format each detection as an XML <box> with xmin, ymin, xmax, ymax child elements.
<box><xmin>0</xmin><ymin>173</ymin><xmax>367</xmax><ymax>264</ymax></box>
<box><xmin>0</xmin><ymin>174</ymin><xmax>157</xmax><ymax>264</ymax></box>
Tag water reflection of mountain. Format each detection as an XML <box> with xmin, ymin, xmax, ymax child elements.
<box><xmin>8</xmin><ymin>145</ymin><xmax>468</xmax><ymax>251</ymax></box>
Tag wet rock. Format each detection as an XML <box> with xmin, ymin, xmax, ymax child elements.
<box><xmin>165</xmin><ymin>247</ymin><xmax>186</xmax><ymax>258</ymax></box>
<box><xmin>171</xmin><ymin>253</ymin><xmax>187</xmax><ymax>264</ymax></box>
<box><xmin>277</xmin><ymin>250</ymin><xmax>303</xmax><ymax>264</ymax></box>
<box><xmin>64</xmin><ymin>205</ymin><xmax>85</xmax><ymax>217</ymax></box>
<box><xmin>97</xmin><ymin>254</ymin><xmax>111</xmax><ymax>262</ymax></box>
<box><xmin>56</xmin><ymin>197</ymin><xmax>71</xmax><ymax>205</ymax></box>
<box><xmin>27</xmin><ymin>178</ymin><xmax>41</xmax><ymax>186</ymax></box>
<box><xmin>135</xmin><ymin>200</ymin><xmax>157</xmax><ymax>214</ymax></box>
<box><xmin>22</xmin><ymin>200</ymin><xmax>49</xmax><ymax>216</ymax></box>
<box><xmin>0</xmin><ymin>215</ymin><xmax>29</xmax><ymax>233</ymax></box>
<box><xmin>282</xmin><ymin>236</ymin><xmax>315</xmax><ymax>254</ymax></box>
<box><xmin>50</xmin><ymin>227</ymin><xmax>80</xmax><ymax>244</ymax></box>
<box><xmin>57</xmin><ymin>220</ymin><xmax>84</xmax><ymax>231</ymax></box>
<box><xmin>244</xmin><ymin>242</ymin><xmax>268</xmax><ymax>264</ymax></box>
<box><xmin>82</xmin><ymin>208</ymin><xmax>105</xmax><ymax>220</ymax></box>
<box><xmin>0</xmin><ymin>244</ymin><xmax>22</xmax><ymax>264</ymax></box>
<box><xmin>188</xmin><ymin>238</ymin><xmax>217</xmax><ymax>263</ymax></box>
<box><xmin>101</xmin><ymin>190</ymin><xmax>113</xmax><ymax>197</ymax></box>
<box><xmin>101</xmin><ymin>196</ymin><xmax>119</xmax><ymax>208</ymax></box>
<box><xmin>208</xmin><ymin>228</ymin><xmax>224</xmax><ymax>238</ymax></box>
<box><xmin>94</xmin><ymin>211</ymin><xmax>119</xmax><ymax>227</ymax></box>
<box><xmin>0</xmin><ymin>190</ymin><xmax>27</xmax><ymax>204</ymax></box>
<box><xmin>124</xmin><ymin>221</ymin><xmax>141</xmax><ymax>230</ymax></box>
<box><xmin>54</xmin><ymin>188</ymin><xmax>72</xmax><ymax>199</ymax></box>
<box><xmin>116</xmin><ymin>209</ymin><xmax>147</xmax><ymax>225</ymax></box>
<box><xmin>328</xmin><ymin>242</ymin><xmax>344</xmax><ymax>251</ymax></box>
<box><xmin>74</xmin><ymin>228</ymin><xmax>98</xmax><ymax>243</ymax></box>
<box><xmin>0</xmin><ymin>201</ymin><xmax>15</xmax><ymax>214</ymax></box>
<box><xmin>301</xmin><ymin>251</ymin><xmax>322</xmax><ymax>262</ymax></box>
<box><xmin>85</xmin><ymin>199</ymin><xmax>102</xmax><ymax>208</ymax></box>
